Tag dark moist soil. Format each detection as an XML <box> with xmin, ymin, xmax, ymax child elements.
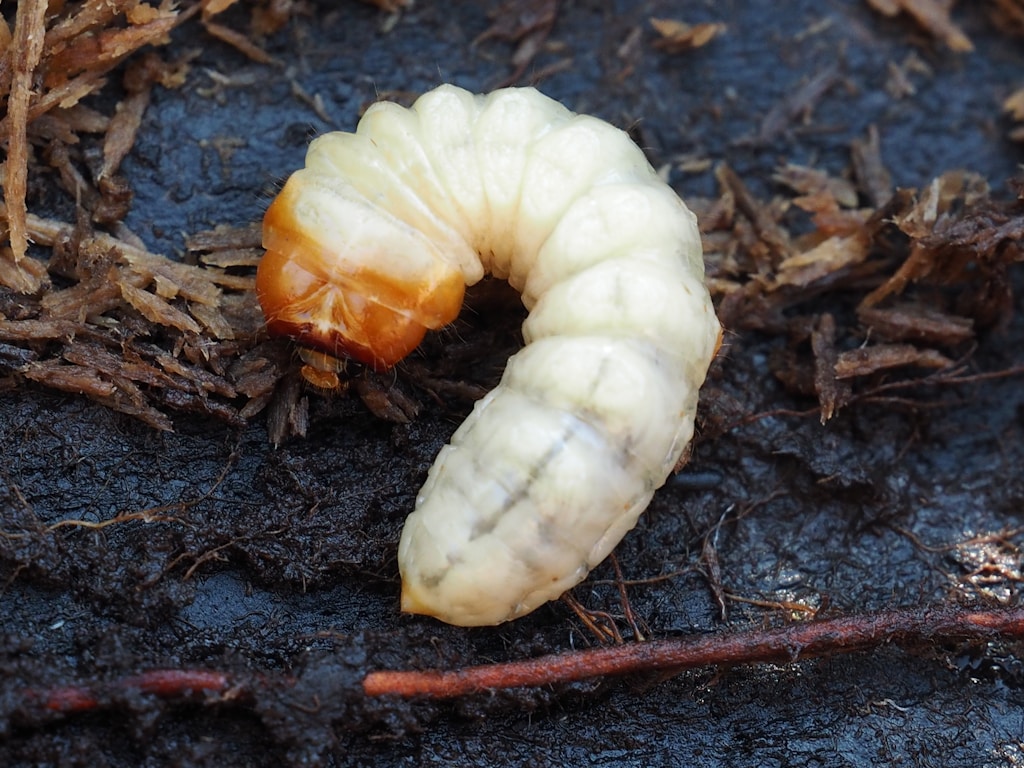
<box><xmin>3</xmin><ymin>1</ymin><xmax>1024</xmax><ymax>766</ymax></box>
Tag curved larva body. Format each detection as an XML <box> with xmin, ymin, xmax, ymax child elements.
<box><xmin>257</xmin><ymin>85</ymin><xmax>721</xmax><ymax>626</ymax></box>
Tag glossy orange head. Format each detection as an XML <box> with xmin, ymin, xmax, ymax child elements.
<box><xmin>256</xmin><ymin>174</ymin><xmax>466</xmax><ymax>372</ymax></box>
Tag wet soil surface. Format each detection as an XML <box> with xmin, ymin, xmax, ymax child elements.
<box><xmin>2</xmin><ymin>1</ymin><xmax>1024</xmax><ymax>766</ymax></box>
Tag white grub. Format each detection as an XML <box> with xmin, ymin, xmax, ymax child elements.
<box><xmin>258</xmin><ymin>85</ymin><xmax>721</xmax><ymax>625</ymax></box>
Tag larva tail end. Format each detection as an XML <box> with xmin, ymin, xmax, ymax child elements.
<box><xmin>401</xmin><ymin>571</ymin><xmax>501</xmax><ymax>626</ymax></box>
<box><xmin>399</xmin><ymin>579</ymin><xmax>437</xmax><ymax>620</ymax></box>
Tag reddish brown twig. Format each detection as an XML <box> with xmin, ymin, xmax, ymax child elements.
<box><xmin>362</xmin><ymin>605</ymin><xmax>1024</xmax><ymax>698</ymax></box>
<box><xmin>25</xmin><ymin>670</ymin><xmax>235</xmax><ymax>715</ymax></box>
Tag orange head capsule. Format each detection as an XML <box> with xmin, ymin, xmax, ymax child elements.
<box><xmin>256</xmin><ymin>172</ymin><xmax>466</xmax><ymax>372</ymax></box>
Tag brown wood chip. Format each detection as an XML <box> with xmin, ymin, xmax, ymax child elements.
<box><xmin>187</xmin><ymin>223</ymin><xmax>264</xmax><ymax>253</ymax></box>
<box><xmin>4</xmin><ymin>0</ymin><xmax>50</xmax><ymax>273</ymax></box>
<box><xmin>649</xmin><ymin>18</ymin><xmax>726</xmax><ymax>53</ymax></box>
<box><xmin>120</xmin><ymin>282</ymin><xmax>203</xmax><ymax>335</ymax></box>
<box><xmin>0</xmin><ymin>318</ymin><xmax>81</xmax><ymax>342</ymax></box>
<box><xmin>100</xmin><ymin>60</ymin><xmax>157</xmax><ymax>180</ymax></box>
<box><xmin>266</xmin><ymin>373</ymin><xmax>310</xmax><ymax>445</ymax></box>
<box><xmin>188</xmin><ymin>303</ymin><xmax>236</xmax><ymax>341</ymax></box>
<box><xmin>773</xmin><ymin>164</ymin><xmax>859</xmax><ymax>210</ymax></box>
<box><xmin>771</xmin><ymin>232</ymin><xmax>871</xmax><ymax>290</ymax></box>
<box><xmin>858</xmin><ymin>304</ymin><xmax>974</xmax><ymax>347</ymax></box>
<box><xmin>850</xmin><ymin>124</ymin><xmax>893</xmax><ymax>208</ymax></box>
<box><xmin>23</xmin><ymin>358</ymin><xmax>174</xmax><ymax>431</ymax></box>
<box><xmin>835</xmin><ymin>343</ymin><xmax>953</xmax><ymax>379</ymax></box>
<box><xmin>811</xmin><ymin>313</ymin><xmax>851</xmax><ymax>422</ymax></box>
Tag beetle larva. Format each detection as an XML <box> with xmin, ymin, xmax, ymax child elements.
<box><xmin>257</xmin><ymin>85</ymin><xmax>721</xmax><ymax>626</ymax></box>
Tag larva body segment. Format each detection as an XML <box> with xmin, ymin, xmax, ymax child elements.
<box><xmin>257</xmin><ymin>85</ymin><xmax>721</xmax><ymax>626</ymax></box>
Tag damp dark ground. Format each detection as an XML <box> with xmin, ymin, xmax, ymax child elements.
<box><xmin>3</xmin><ymin>1</ymin><xmax>1024</xmax><ymax>766</ymax></box>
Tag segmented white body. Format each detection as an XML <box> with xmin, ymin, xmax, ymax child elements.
<box><xmin>266</xmin><ymin>85</ymin><xmax>720</xmax><ymax>625</ymax></box>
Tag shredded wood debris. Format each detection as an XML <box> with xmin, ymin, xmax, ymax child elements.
<box><xmin>703</xmin><ymin>125</ymin><xmax>1024</xmax><ymax>422</ymax></box>
<box><xmin>0</xmin><ymin>0</ymin><xmax>316</xmax><ymax>430</ymax></box>
<box><xmin>1</xmin><ymin>0</ymin><xmax>1021</xmax><ymax>437</ymax></box>
<box><xmin>0</xmin><ymin>204</ymin><xmax>275</xmax><ymax>429</ymax></box>
<box><xmin>1</xmin><ymin>0</ymin><xmax>195</xmax><ymax>293</ymax></box>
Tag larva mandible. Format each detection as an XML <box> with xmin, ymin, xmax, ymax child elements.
<box><xmin>257</xmin><ymin>85</ymin><xmax>721</xmax><ymax>626</ymax></box>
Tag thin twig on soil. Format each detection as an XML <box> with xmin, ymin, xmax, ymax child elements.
<box><xmin>13</xmin><ymin>604</ymin><xmax>1024</xmax><ymax>726</ymax></box>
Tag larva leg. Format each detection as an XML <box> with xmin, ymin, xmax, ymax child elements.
<box><xmin>257</xmin><ymin>85</ymin><xmax>721</xmax><ymax>626</ymax></box>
